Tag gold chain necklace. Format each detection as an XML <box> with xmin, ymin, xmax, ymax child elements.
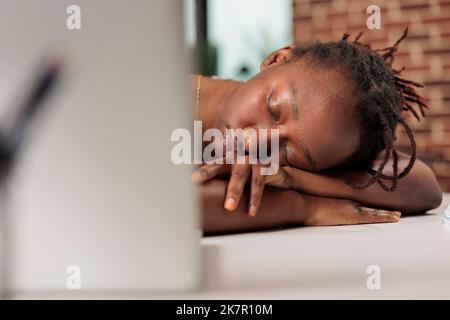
<box><xmin>196</xmin><ymin>75</ymin><xmax>201</xmax><ymax>120</ymax></box>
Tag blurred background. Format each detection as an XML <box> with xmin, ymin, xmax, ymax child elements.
<box><xmin>185</xmin><ymin>0</ymin><xmax>292</xmax><ymax>79</ymax></box>
<box><xmin>187</xmin><ymin>0</ymin><xmax>450</xmax><ymax>192</ymax></box>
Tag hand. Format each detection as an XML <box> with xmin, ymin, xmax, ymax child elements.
<box><xmin>303</xmin><ymin>196</ymin><xmax>401</xmax><ymax>226</ymax></box>
<box><xmin>192</xmin><ymin>158</ymin><xmax>293</xmax><ymax>216</ymax></box>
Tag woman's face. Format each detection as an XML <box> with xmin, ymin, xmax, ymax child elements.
<box><xmin>216</xmin><ymin>47</ymin><xmax>360</xmax><ymax>171</ymax></box>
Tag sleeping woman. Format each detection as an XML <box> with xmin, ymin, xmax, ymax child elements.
<box><xmin>190</xmin><ymin>30</ymin><xmax>442</xmax><ymax>236</ymax></box>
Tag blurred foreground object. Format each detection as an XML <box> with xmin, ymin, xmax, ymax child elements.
<box><xmin>0</xmin><ymin>0</ymin><xmax>199</xmax><ymax>298</ymax></box>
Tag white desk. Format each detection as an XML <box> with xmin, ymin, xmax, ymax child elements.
<box><xmin>12</xmin><ymin>194</ymin><xmax>450</xmax><ymax>300</ymax></box>
<box><xmin>199</xmin><ymin>193</ymin><xmax>450</xmax><ymax>299</ymax></box>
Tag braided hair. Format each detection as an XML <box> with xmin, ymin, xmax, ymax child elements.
<box><xmin>292</xmin><ymin>28</ymin><xmax>427</xmax><ymax>192</ymax></box>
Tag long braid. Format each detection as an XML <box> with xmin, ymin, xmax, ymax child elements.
<box><xmin>339</xmin><ymin>28</ymin><xmax>424</xmax><ymax>192</ymax></box>
<box><xmin>341</xmin><ymin>115</ymin><xmax>396</xmax><ymax>190</ymax></box>
<box><xmin>369</xmin><ymin>114</ymin><xmax>417</xmax><ymax>180</ymax></box>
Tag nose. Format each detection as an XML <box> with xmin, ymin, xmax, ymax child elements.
<box><xmin>239</xmin><ymin>127</ymin><xmax>286</xmax><ymax>162</ymax></box>
<box><xmin>243</xmin><ymin>124</ymin><xmax>288</xmax><ymax>146</ymax></box>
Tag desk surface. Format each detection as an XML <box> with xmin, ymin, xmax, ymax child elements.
<box><xmin>199</xmin><ymin>193</ymin><xmax>450</xmax><ymax>299</ymax></box>
<box><xmin>13</xmin><ymin>194</ymin><xmax>450</xmax><ymax>300</ymax></box>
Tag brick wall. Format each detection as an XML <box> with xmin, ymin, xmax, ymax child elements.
<box><xmin>293</xmin><ymin>0</ymin><xmax>450</xmax><ymax>191</ymax></box>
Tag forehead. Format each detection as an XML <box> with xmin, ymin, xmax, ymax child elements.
<box><xmin>289</xmin><ymin>59</ymin><xmax>353</xmax><ymax>106</ymax></box>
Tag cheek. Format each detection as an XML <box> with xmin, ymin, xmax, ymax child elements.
<box><xmin>316</xmin><ymin>131</ymin><xmax>359</xmax><ymax>168</ymax></box>
<box><xmin>225</xmin><ymin>96</ymin><xmax>264</xmax><ymax>129</ymax></box>
<box><xmin>291</xmin><ymin>122</ymin><xmax>357</xmax><ymax>170</ymax></box>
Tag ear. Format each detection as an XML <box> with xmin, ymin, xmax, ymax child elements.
<box><xmin>260</xmin><ymin>45</ymin><xmax>296</xmax><ymax>71</ymax></box>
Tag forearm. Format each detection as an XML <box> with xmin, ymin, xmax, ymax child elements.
<box><xmin>288</xmin><ymin>158</ymin><xmax>442</xmax><ymax>215</ymax></box>
<box><xmin>199</xmin><ymin>180</ymin><xmax>309</xmax><ymax>236</ymax></box>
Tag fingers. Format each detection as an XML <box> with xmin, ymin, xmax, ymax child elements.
<box><xmin>305</xmin><ymin>198</ymin><xmax>402</xmax><ymax>226</ymax></box>
<box><xmin>355</xmin><ymin>206</ymin><xmax>401</xmax><ymax>224</ymax></box>
<box><xmin>193</xmin><ymin>160</ymin><xmax>271</xmax><ymax>216</ymax></box>
<box><xmin>264</xmin><ymin>167</ymin><xmax>291</xmax><ymax>189</ymax></box>
<box><xmin>248</xmin><ymin>165</ymin><xmax>266</xmax><ymax>217</ymax></box>
<box><xmin>192</xmin><ymin>164</ymin><xmax>225</xmax><ymax>184</ymax></box>
<box><xmin>224</xmin><ymin>164</ymin><xmax>251</xmax><ymax>212</ymax></box>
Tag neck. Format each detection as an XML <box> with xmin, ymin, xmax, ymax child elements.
<box><xmin>193</xmin><ymin>76</ymin><xmax>241</xmax><ymax>131</ymax></box>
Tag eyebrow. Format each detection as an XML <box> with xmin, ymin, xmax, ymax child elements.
<box><xmin>299</xmin><ymin>142</ymin><xmax>318</xmax><ymax>170</ymax></box>
<box><xmin>289</xmin><ymin>82</ymin><xmax>299</xmax><ymax>120</ymax></box>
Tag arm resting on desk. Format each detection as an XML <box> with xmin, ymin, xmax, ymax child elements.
<box><xmin>200</xmin><ymin>180</ymin><xmax>401</xmax><ymax>236</ymax></box>
<box><xmin>200</xmin><ymin>180</ymin><xmax>303</xmax><ymax>235</ymax></box>
<box><xmin>286</xmin><ymin>152</ymin><xmax>442</xmax><ymax>215</ymax></box>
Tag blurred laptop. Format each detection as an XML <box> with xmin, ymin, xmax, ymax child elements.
<box><xmin>0</xmin><ymin>0</ymin><xmax>199</xmax><ymax>297</ymax></box>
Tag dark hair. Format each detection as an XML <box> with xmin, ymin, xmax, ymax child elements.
<box><xmin>292</xmin><ymin>28</ymin><xmax>427</xmax><ymax>192</ymax></box>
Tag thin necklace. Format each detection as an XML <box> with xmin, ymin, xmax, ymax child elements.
<box><xmin>196</xmin><ymin>75</ymin><xmax>201</xmax><ymax>120</ymax></box>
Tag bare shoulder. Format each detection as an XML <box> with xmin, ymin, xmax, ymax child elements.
<box><xmin>373</xmin><ymin>149</ymin><xmax>426</xmax><ymax>176</ymax></box>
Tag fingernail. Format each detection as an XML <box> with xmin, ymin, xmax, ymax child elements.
<box><xmin>191</xmin><ymin>172</ymin><xmax>203</xmax><ymax>184</ymax></box>
<box><xmin>390</xmin><ymin>214</ymin><xmax>400</xmax><ymax>221</ymax></box>
<box><xmin>391</xmin><ymin>211</ymin><xmax>402</xmax><ymax>218</ymax></box>
<box><xmin>224</xmin><ymin>198</ymin><xmax>236</xmax><ymax>211</ymax></box>
<box><xmin>249</xmin><ymin>205</ymin><xmax>257</xmax><ymax>217</ymax></box>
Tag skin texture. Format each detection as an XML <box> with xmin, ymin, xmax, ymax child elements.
<box><xmin>191</xmin><ymin>46</ymin><xmax>442</xmax><ymax>235</ymax></box>
<box><xmin>285</xmin><ymin>151</ymin><xmax>442</xmax><ymax>215</ymax></box>
<box><xmin>201</xmin><ymin>180</ymin><xmax>401</xmax><ymax>236</ymax></box>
